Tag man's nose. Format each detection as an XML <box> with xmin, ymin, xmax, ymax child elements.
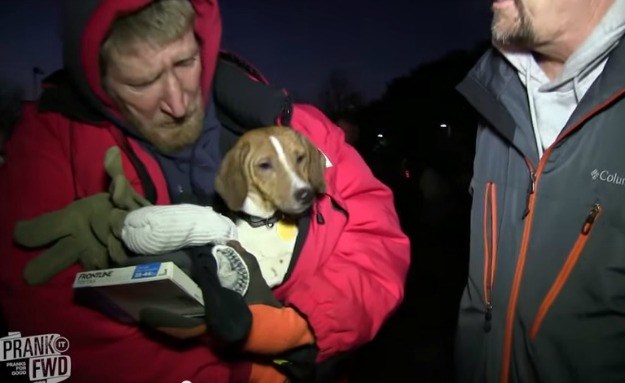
<box><xmin>160</xmin><ymin>73</ymin><xmax>188</xmax><ymax>118</ymax></box>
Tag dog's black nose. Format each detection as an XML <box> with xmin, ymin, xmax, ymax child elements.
<box><xmin>294</xmin><ymin>188</ymin><xmax>313</xmax><ymax>205</ymax></box>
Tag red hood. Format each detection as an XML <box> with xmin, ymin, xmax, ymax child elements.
<box><xmin>60</xmin><ymin>0</ymin><xmax>221</xmax><ymax>121</ymax></box>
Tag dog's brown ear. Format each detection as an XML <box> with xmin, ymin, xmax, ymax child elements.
<box><xmin>215</xmin><ymin>141</ymin><xmax>250</xmax><ymax>211</ymax></box>
<box><xmin>304</xmin><ymin>137</ymin><xmax>327</xmax><ymax>194</ymax></box>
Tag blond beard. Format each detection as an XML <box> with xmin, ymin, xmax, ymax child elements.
<box><xmin>127</xmin><ymin>106</ymin><xmax>205</xmax><ymax>154</ymax></box>
<box><xmin>491</xmin><ymin>1</ymin><xmax>537</xmax><ymax>49</ymax></box>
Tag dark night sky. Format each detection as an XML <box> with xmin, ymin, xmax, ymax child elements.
<box><xmin>0</xmin><ymin>0</ymin><xmax>491</xmax><ymax>102</ymax></box>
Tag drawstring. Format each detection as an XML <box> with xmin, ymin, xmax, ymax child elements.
<box><xmin>525</xmin><ymin>57</ymin><xmax>543</xmax><ymax>158</ymax></box>
<box><xmin>572</xmin><ymin>76</ymin><xmax>582</xmax><ymax>103</ymax></box>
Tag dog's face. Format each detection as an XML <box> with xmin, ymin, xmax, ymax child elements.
<box><xmin>215</xmin><ymin>126</ymin><xmax>326</xmax><ymax>218</ymax></box>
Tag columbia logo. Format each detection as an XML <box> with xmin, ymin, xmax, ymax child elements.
<box><xmin>591</xmin><ymin>169</ymin><xmax>625</xmax><ymax>186</ymax></box>
<box><xmin>591</xmin><ymin>169</ymin><xmax>600</xmax><ymax>180</ymax></box>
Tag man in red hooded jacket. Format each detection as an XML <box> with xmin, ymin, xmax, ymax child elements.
<box><xmin>0</xmin><ymin>1</ymin><xmax>410</xmax><ymax>382</ymax></box>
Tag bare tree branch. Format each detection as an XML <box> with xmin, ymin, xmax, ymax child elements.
<box><xmin>317</xmin><ymin>69</ymin><xmax>365</xmax><ymax>121</ymax></box>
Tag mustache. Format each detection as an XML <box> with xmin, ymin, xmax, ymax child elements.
<box><xmin>156</xmin><ymin>108</ymin><xmax>200</xmax><ymax>127</ymax></box>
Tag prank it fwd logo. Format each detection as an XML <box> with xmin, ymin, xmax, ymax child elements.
<box><xmin>1</xmin><ymin>332</ymin><xmax>71</xmax><ymax>382</ymax></box>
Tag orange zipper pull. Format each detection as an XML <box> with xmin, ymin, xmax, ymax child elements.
<box><xmin>484</xmin><ymin>302</ymin><xmax>493</xmax><ymax>332</ymax></box>
<box><xmin>581</xmin><ymin>203</ymin><xmax>600</xmax><ymax>235</ymax></box>
<box><xmin>522</xmin><ymin>171</ymin><xmax>536</xmax><ymax>219</ymax></box>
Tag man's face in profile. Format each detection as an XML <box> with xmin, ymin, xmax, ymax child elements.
<box><xmin>491</xmin><ymin>0</ymin><xmax>537</xmax><ymax>48</ymax></box>
<box><xmin>490</xmin><ymin>0</ymin><xmax>581</xmax><ymax>51</ymax></box>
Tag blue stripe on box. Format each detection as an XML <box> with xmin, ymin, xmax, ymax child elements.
<box><xmin>132</xmin><ymin>263</ymin><xmax>161</xmax><ymax>279</ymax></box>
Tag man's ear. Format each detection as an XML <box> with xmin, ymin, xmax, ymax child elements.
<box><xmin>215</xmin><ymin>141</ymin><xmax>250</xmax><ymax>211</ymax></box>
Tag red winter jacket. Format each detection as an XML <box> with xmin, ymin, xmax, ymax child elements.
<box><xmin>0</xmin><ymin>1</ymin><xmax>410</xmax><ymax>382</ymax></box>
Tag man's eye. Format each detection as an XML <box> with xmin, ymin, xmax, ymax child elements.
<box><xmin>177</xmin><ymin>57</ymin><xmax>197</xmax><ymax>67</ymax></box>
<box><xmin>128</xmin><ymin>80</ymin><xmax>155</xmax><ymax>90</ymax></box>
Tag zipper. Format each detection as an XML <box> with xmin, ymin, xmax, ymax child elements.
<box><xmin>499</xmin><ymin>87</ymin><xmax>625</xmax><ymax>383</ymax></box>
<box><xmin>529</xmin><ymin>203</ymin><xmax>602</xmax><ymax>339</ymax></box>
<box><xmin>500</xmin><ymin>161</ymin><xmax>540</xmax><ymax>383</ymax></box>
<box><xmin>522</xmin><ymin>159</ymin><xmax>536</xmax><ymax>219</ymax></box>
<box><xmin>483</xmin><ymin>182</ymin><xmax>498</xmax><ymax>332</ymax></box>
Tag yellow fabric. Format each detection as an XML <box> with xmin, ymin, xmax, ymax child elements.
<box><xmin>276</xmin><ymin>220</ymin><xmax>298</xmax><ymax>240</ymax></box>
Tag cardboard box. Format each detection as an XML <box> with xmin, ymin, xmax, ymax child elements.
<box><xmin>73</xmin><ymin>262</ymin><xmax>204</xmax><ymax>324</ymax></box>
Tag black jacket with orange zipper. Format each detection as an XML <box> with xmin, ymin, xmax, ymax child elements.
<box><xmin>454</xmin><ymin>32</ymin><xmax>625</xmax><ymax>383</ymax></box>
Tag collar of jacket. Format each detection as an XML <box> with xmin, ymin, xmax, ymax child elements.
<box><xmin>564</xmin><ymin>32</ymin><xmax>625</xmax><ymax>130</ymax></box>
<box><xmin>37</xmin><ymin>52</ymin><xmax>293</xmax><ymax>134</ymax></box>
<box><xmin>457</xmin><ymin>33</ymin><xmax>625</xmax><ymax>157</ymax></box>
<box><xmin>456</xmin><ymin>48</ymin><xmax>536</xmax><ymax>159</ymax></box>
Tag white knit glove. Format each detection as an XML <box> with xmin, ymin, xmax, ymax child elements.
<box><xmin>121</xmin><ymin>204</ymin><xmax>238</xmax><ymax>255</ymax></box>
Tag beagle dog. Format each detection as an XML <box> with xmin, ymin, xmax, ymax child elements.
<box><xmin>215</xmin><ymin>126</ymin><xmax>326</xmax><ymax>287</ymax></box>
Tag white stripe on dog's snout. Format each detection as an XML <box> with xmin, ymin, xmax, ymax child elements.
<box><xmin>269</xmin><ymin>135</ymin><xmax>308</xmax><ymax>189</ymax></box>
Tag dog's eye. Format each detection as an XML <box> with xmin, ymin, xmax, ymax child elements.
<box><xmin>257</xmin><ymin>161</ymin><xmax>273</xmax><ymax>170</ymax></box>
<box><xmin>296</xmin><ymin>154</ymin><xmax>305</xmax><ymax>164</ymax></box>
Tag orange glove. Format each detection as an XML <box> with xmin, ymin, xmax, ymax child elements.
<box><xmin>245</xmin><ymin>305</ymin><xmax>315</xmax><ymax>354</ymax></box>
<box><xmin>138</xmin><ymin>241</ymin><xmax>318</xmax><ymax>381</ymax></box>
<box><xmin>249</xmin><ymin>363</ymin><xmax>287</xmax><ymax>383</ymax></box>
<box><xmin>139</xmin><ymin>242</ymin><xmax>315</xmax><ymax>353</ymax></box>
<box><xmin>140</xmin><ymin>304</ymin><xmax>315</xmax><ymax>353</ymax></box>
<box><xmin>229</xmin><ymin>240</ymin><xmax>314</xmax><ymax>354</ymax></box>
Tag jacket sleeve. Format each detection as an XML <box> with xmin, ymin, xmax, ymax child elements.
<box><xmin>282</xmin><ymin>105</ymin><xmax>411</xmax><ymax>361</ymax></box>
<box><xmin>0</xmin><ymin>106</ymin><xmax>251</xmax><ymax>383</ymax></box>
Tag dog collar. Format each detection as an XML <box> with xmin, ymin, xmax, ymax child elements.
<box><xmin>236</xmin><ymin>212</ymin><xmax>285</xmax><ymax>228</ymax></box>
